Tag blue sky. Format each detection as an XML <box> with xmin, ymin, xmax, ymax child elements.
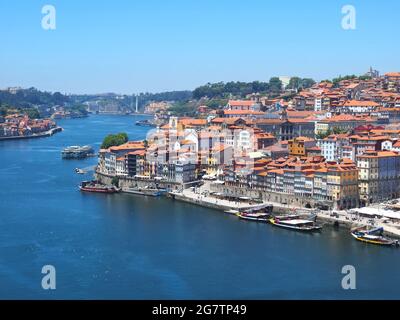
<box><xmin>0</xmin><ymin>0</ymin><xmax>399</xmax><ymax>94</ymax></box>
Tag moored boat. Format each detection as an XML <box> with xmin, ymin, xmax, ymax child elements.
<box><xmin>237</xmin><ymin>212</ymin><xmax>271</xmax><ymax>222</ymax></box>
<box><xmin>135</xmin><ymin>119</ymin><xmax>156</xmax><ymax>127</ymax></box>
<box><xmin>351</xmin><ymin>227</ymin><xmax>399</xmax><ymax>246</ymax></box>
<box><xmin>224</xmin><ymin>209</ymin><xmax>240</xmax><ymax>215</ymax></box>
<box><xmin>75</xmin><ymin>168</ymin><xmax>86</xmax><ymax>174</ymax></box>
<box><xmin>79</xmin><ymin>181</ymin><xmax>119</xmax><ymax>194</ymax></box>
<box><xmin>269</xmin><ymin>216</ymin><xmax>322</xmax><ymax>232</ymax></box>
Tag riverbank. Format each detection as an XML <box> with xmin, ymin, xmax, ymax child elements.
<box><xmin>167</xmin><ymin>181</ymin><xmax>400</xmax><ymax>239</ymax></box>
<box><xmin>95</xmin><ymin>170</ymin><xmax>400</xmax><ymax>239</ymax></box>
<box><xmin>0</xmin><ymin>126</ymin><xmax>62</xmax><ymax>141</ymax></box>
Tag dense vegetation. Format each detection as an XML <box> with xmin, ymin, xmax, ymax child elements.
<box><xmin>0</xmin><ymin>88</ymin><xmax>89</xmax><ymax>118</ymax></box>
<box><xmin>138</xmin><ymin>91</ymin><xmax>192</xmax><ymax>104</ymax></box>
<box><xmin>0</xmin><ymin>88</ymin><xmax>69</xmax><ymax>108</ymax></box>
<box><xmin>101</xmin><ymin>133</ymin><xmax>129</xmax><ymax>149</ymax></box>
<box><xmin>316</xmin><ymin>127</ymin><xmax>349</xmax><ymax>140</ymax></box>
<box><xmin>192</xmin><ymin>77</ymin><xmax>316</xmax><ymax>100</ymax></box>
<box><xmin>286</xmin><ymin>77</ymin><xmax>316</xmax><ymax>90</ymax></box>
<box><xmin>193</xmin><ymin>81</ymin><xmax>272</xmax><ymax>99</ymax></box>
<box><xmin>321</xmin><ymin>75</ymin><xmax>372</xmax><ymax>86</ymax></box>
<box><xmin>168</xmin><ymin>101</ymin><xmax>198</xmax><ymax>117</ymax></box>
<box><xmin>0</xmin><ymin>103</ymin><xmax>41</xmax><ymax>119</ymax></box>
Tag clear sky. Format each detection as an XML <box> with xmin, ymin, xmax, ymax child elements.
<box><xmin>0</xmin><ymin>0</ymin><xmax>399</xmax><ymax>94</ymax></box>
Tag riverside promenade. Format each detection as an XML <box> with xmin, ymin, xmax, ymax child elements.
<box><xmin>169</xmin><ymin>182</ymin><xmax>400</xmax><ymax>238</ymax></box>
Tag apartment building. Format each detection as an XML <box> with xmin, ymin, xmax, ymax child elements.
<box><xmin>357</xmin><ymin>150</ymin><xmax>400</xmax><ymax>205</ymax></box>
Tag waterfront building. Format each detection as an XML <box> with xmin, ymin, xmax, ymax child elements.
<box><xmin>220</xmin><ymin>156</ymin><xmax>359</xmax><ymax>209</ymax></box>
<box><xmin>156</xmin><ymin>159</ymin><xmax>197</xmax><ymax>184</ymax></box>
<box><xmin>0</xmin><ymin>114</ymin><xmax>57</xmax><ymax>138</ymax></box>
<box><xmin>116</xmin><ymin>156</ymin><xmax>128</xmax><ymax>176</ymax></box>
<box><xmin>98</xmin><ymin>141</ymin><xmax>145</xmax><ymax>175</ymax></box>
<box><xmin>357</xmin><ymin>150</ymin><xmax>400</xmax><ymax>205</ymax></box>
<box><xmin>126</xmin><ymin>150</ymin><xmax>146</xmax><ymax>176</ymax></box>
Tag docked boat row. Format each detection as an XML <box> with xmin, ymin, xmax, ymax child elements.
<box><xmin>233</xmin><ymin>206</ymin><xmax>398</xmax><ymax>246</ymax></box>
<box><xmin>233</xmin><ymin>205</ymin><xmax>322</xmax><ymax>232</ymax></box>
<box><xmin>78</xmin><ymin>181</ymin><xmax>399</xmax><ymax>246</ymax></box>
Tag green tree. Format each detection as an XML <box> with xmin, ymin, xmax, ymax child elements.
<box><xmin>0</xmin><ymin>106</ymin><xmax>7</xmax><ymax>116</ymax></box>
<box><xmin>287</xmin><ymin>77</ymin><xmax>302</xmax><ymax>90</ymax></box>
<box><xmin>268</xmin><ymin>77</ymin><xmax>283</xmax><ymax>95</ymax></box>
<box><xmin>101</xmin><ymin>133</ymin><xmax>128</xmax><ymax>149</ymax></box>
<box><xmin>301</xmin><ymin>78</ymin><xmax>316</xmax><ymax>89</ymax></box>
<box><xmin>24</xmin><ymin>108</ymin><xmax>40</xmax><ymax>119</ymax></box>
<box><xmin>111</xmin><ymin>176</ymin><xmax>120</xmax><ymax>187</ymax></box>
<box><xmin>332</xmin><ymin>127</ymin><xmax>348</xmax><ymax>134</ymax></box>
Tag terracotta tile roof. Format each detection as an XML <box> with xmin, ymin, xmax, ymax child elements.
<box><xmin>228</xmin><ymin>100</ymin><xmax>257</xmax><ymax>106</ymax></box>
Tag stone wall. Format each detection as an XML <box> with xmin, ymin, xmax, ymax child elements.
<box><xmin>210</xmin><ymin>183</ymin><xmax>325</xmax><ymax>209</ymax></box>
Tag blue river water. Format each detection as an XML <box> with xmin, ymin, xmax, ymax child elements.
<box><xmin>0</xmin><ymin>114</ymin><xmax>399</xmax><ymax>299</ymax></box>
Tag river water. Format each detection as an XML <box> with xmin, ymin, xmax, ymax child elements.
<box><xmin>0</xmin><ymin>115</ymin><xmax>399</xmax><ymax>299</ymax></box>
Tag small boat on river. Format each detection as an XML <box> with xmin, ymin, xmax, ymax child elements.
<box><xmin>236</xmin><ymin>204</ymin><xmax>273</xmax><ymax>222</ymax></box>
<box><xmin>351</xmin><ymin>227</ymin><xmax>399</xmax><ymax>246</ymax></box>
<box><xmin>79</xmin><ymin>181</ymin><xmax>120</xmax><ymax>194</ymax></box>
<box><xmin>237</xmin><ymin>212</ymin><xmax>271</xmax><ymax>222</ymax></box>
<box><xmin>269</xmin><ymin>215</ymin><xmax>322</xmax><ymax>232</ymax></box>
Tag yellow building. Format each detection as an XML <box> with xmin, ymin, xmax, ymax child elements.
<box><xmin>326</xmin><ymin>159</ymin><xmax>359</xmax><ymax>209</ymax></box>
<box><xmin>288</xmin><ymin>137</ymin><xmax>316</xmax><ymax>156</ymax></box>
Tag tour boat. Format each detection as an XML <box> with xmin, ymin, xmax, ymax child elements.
<box><xmin>237</xmin><ymin>212</ymin><xmax>271</xmax><ymax>222</ymax></box>
<box><xmin>351</xmin><ymin>227</ymin><xmax>399</xmax><ymax>246</ymax></box>
<box><xmin>62</xmin><ymin>145</ymin><xmax>95</xmax><ymax>159</ymax></box>
<box><xmin>79</xmin><ymin>181</ymin><xmax>119</xmax><ymax>194</ymax></box>
<box><xmin>269</xmin><ymin>217</ymin><xmax>322</xmax><ymax>232</ymax></box>
<box><xmin>75</xmin><ymin>168</ymin><xmax>86</xmax><ymax>174</ymax></box>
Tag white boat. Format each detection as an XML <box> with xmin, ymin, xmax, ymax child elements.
<box><xmin>237</xmin><ymin>212</ymin><xmax>271</xmax><ymax>222</ymax></box>
<box><xmin>75</xmin><ymin>168</ymin><xmax>86</xmax><ymax>174</ymax></box>
<box><xmin>269</xmin><ymin>217</ymin><xmax>322</xmax><ymax>231</ymax></box>
<box><xmin>224</xmin><ymin>209</ymin><xmax>239</xmax><ymax>215</ymax></box>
